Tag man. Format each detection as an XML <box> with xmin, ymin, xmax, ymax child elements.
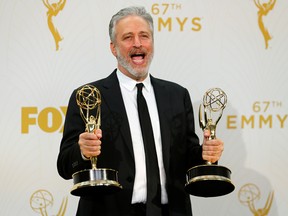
<box><xmin>57</xmin><ymin>6</ymin><xmax>224</xmax><ymax>216</ymax></box>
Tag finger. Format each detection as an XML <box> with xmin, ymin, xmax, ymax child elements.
<box><xmin>203</xmin><ymin>156</ymin><xmax>218</xmax><ymax>164</ymax></box>
<box><xmin>80</xmin><ymin>132</ymin><xmax>98</xmax><ymax>141</ymax></box>
<box><xmin>205</xmin><ymin>139</ymin><xmax>224</xmax><ymax>147</ymax></box>
<box><xmin>203</xmin><ymin>129</ymin><xmax>210</xmax><ymax>139</ymax></box>
<box><xmin>94</xmin><ymin>129</ymin><xmax>102</xmax><ymax>139</ymax></box>
<box><xmin>203</xmin><ymin>151</ymin><xmax>222</xmax><ymax>162</ymax></box>
<box><xmin>203</xmin><ymin>146</ymin><xmax>224</xmax><ymax>155</ymax></box>
<box><xmin>81</xmin><ymin>145</ymin><xmax>102</xmax><ymax>158</ymax></box>
<box><xmin>203</xmin><ymin>149</ymin><xmax>222</xmax><ymax>156</ymax></box>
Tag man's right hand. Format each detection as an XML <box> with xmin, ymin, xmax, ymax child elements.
<box><xmin>78</xmin><ymin>129</ymin><xmax>102</xmax><ymax>159</ymax></box>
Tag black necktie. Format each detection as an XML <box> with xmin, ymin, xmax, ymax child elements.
<box><xmin>136</xmin><ymin>83</ymin><xmax>161</xmax><ymax>215</ymax></box>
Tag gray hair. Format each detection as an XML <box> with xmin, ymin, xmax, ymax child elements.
<box><xmin>109</xmin><ymin>6</ymin><xmax>154</xmax><ymax>43</ymax></box>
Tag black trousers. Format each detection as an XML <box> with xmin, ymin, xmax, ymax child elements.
<box><xmin>131</xmin><ymin>203</ymin><xmax>169</xmax><ymax>216</ymax></box>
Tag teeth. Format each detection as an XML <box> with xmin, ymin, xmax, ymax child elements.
<box><xmin>132</xmin><ymin>54</ymin><xmax>145</xmax><ymax>64</ymax></box>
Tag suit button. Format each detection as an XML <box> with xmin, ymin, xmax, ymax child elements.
<box><xmin>126</xmin><ymin>176</ymin><xmax>133</xmax><ymax>182</ymax></box>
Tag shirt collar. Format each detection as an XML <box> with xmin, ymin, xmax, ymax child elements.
<box><xmin>116</xmin><ymin>69</ymin><xmax>152</xmax><ymax>92</ymax></box>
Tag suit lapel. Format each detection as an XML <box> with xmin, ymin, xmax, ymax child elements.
<box><xmin>100</xmin><ymin>70</ymin><xmax>135</xmax><ymax>161</ymax></box>
<box><xmin>151</xmin><ymin>76</ymin><xmax>172</xmax><ymax>175</ymax></box>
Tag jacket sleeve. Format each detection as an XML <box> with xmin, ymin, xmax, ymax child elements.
<box><xmin>183</xmin><ymin>88</ymin><xmax>205</xmax><ymax>169</ymax></box>
<box><xmin>57</xmin><ymin>89</ymin><xmax>91</xmax><ymax>180</ymax></box>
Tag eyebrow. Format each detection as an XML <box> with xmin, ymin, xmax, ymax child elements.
<box><xmin>121</xmin><ymin>31</ymin><xmax>151</xmax><ymax>37</ymax></box>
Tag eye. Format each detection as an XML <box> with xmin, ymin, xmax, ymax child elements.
<box><xmin>122</xmin><ymin>34</ymin><xmax>133</xmax><ymax>41</ymax></box>
<box><xmin>124</xmin><ymin>36</ymin><xmax>131</xmax><ymax>39</ymax></box>
<box><xmin>140</xmin><ymin>33</ymin><xmax>150</xmax><ymax>40</ymax></box>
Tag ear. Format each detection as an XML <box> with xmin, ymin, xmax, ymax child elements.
<box><xmin>110</xmin><ymin>42</ymin><xmax>117</xmax><ymax>57</ymax></box>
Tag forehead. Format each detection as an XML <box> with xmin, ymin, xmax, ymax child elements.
<box><xmin>115</xmin><ymin>15</ymin><xmax>151</xmax><ymax>35</ymax></box>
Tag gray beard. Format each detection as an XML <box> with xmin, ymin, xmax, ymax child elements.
<box><xmin>116</xmin><ymin>48</ymin><xmax>153</xmax><ymax>79</ymax></box>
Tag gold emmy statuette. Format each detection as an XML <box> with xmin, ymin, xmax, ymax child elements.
<box><xmin>185</xmin><ymin>88</ymin><xmax>234</xmax><ymax>197</ymax></box>
<box><xmin>70</xmin><ymin>85</ymin><xmax>122</xmax><ymax>196</ymax></box>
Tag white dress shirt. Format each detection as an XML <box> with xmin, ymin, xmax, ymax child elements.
<box><xmin>116</xmin><ymin>70</ymin><xmax>168</xmax><ymax>204</ymax></box>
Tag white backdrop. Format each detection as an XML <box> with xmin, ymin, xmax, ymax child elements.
<box><xmin>1</xmin><ymin>0</ymin><xmax>287</xmax><ymax>215</ymax></box>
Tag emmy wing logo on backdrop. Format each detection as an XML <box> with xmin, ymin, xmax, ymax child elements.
<box><xmin>30</xmin><ymin>189</ymin><xmax>68</xmax><ymax>216</ymax></box>
<box><xmin>254</xmin><ymin>0</ymin><xmax>277</xmax><ymax>49</ymax></box>
<box><xmin>42</xmin><ymin>0</ymin><xmax>66</xmax><ymax>51</ymax></box>
<box><xmin>238</xmin><ymin>183</ymin><xmax>274</xmax><ymax>215</ymax></box>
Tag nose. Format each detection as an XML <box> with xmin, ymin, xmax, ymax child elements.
<box><xmin>133</xmin><ymin>36</ymin><xmax>142</xmax><ymax>48</ymax></box>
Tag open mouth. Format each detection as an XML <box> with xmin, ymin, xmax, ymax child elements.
<box><xmin>130</xmin><ymin>53</ymin><xmax>146</xmax><ymax>64</ymax></box>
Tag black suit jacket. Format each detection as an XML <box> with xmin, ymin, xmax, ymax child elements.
<box><xmin>57</xmin><ymin>70</ymin><xmax>204</xmax><ymax>216</ymax></box>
